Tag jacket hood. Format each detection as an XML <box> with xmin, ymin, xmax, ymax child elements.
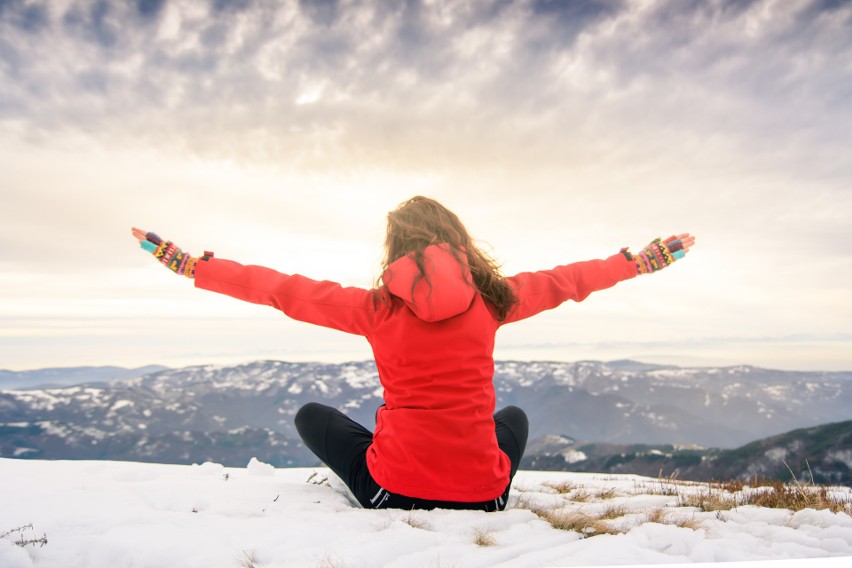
<box><xmin>383</xmin><ymin>243</ymin><xmax>475</xmax><ymax>322</ymax></box>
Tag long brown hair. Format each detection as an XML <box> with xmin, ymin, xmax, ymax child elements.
<box><xmin>379</xmin><ymin>196</ymin><xmax>517</xmax><ymax>321</ymax></box>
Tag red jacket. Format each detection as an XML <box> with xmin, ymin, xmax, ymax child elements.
<box><xmin>194</xmin><ymin>245</ymin><xmax>637</xmax><ymax>501</ymax></box>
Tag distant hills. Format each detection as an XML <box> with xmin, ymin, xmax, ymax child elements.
<box><xmin>1</xmin><ymin>360</ymin><xmax>850</xmax><ymax>483</ymax></box>
<box><xmin>0</xmin><ymin>365</ymin><xmax>169</xmax><ymax>390</ymax></box>
<box><xmin>522</xmin><ymin>420</ymin><xmax>852</xmax><ymax>485</ymax></box>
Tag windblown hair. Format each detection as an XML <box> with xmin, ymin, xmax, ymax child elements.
<box><xmin>379</xmin><ymin>196</ymin><xmax>517</xmax><ymax>321</ymax></box>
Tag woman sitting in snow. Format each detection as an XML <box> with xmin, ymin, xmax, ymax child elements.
<box><xmin>132</xmin><ymin>196</ymin><xmax>694</xmax><ymax>511</ymax></box>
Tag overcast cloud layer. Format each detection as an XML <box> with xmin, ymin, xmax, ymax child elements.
<box><xmin>1</xmin><ymin>0</ymin><xmax>851</xmax><ymax>371</ymax></box>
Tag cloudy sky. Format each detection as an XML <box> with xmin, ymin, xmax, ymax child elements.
<box><xmin>1</xmin><ymin>0</ymin><xmax>851</xmax><ymax>372</ymax></box>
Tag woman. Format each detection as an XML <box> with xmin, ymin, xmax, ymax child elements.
<box><xmin>132</xmin><ymin>196</ymin><xmax>694</xmax><ymax>511</ymax></box>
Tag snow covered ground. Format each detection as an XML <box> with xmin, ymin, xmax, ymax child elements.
<box><xmin>1</xmin><ymin>458</ymin><xmax>851</xmax><ymax>568</ymax></box>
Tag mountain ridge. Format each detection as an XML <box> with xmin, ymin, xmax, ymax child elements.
<box><xmin>1</xmin><ymin>359</ymin><xmax>850</xmax><ymax>482</ymax></box>
<box><xmin>0</xmin><ymin>365</ymin><xmax>169</xmax><ymax>390</ymax></box>
<box><xmin>522</xmin><ymin>420</ymin><xmax>852</xmax><ymax>485</ymax></box>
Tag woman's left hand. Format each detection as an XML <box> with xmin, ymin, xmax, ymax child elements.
<box><xmin>633</xmin><ymin>233</ymin><xmax>695</xmax><ymax>274</ymax></box>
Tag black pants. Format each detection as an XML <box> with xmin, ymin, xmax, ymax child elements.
<box><xmin>294</xmin><ymin>402</ymin><xmax>529</xmax><ymax>511</ymax></box>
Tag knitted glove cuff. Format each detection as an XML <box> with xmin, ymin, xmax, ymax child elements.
<box><xmin>140</xmin><ymin>232</ymin><xmax>197</xmax><ymax>278</ymax></box>
<box><xmin>632</xmin><ymin>236</ymin><xmax>685</xmax><ymax>275</ymax></box>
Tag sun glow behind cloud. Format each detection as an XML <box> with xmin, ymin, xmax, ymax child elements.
<box><xmin>1</xmin><ymin>0</ymin><xmax>851</xmax><ymax>370</ymax></box>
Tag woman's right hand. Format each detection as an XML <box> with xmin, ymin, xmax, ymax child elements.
<box><xmin>132</xmin><ymin>227</ymin><xmax>198</xmax><ymax>278</ymax></box>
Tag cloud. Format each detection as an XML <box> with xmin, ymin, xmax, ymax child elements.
<box><xmin>3</xmin><ymin>1</ymin><xmax>851</xmax><ymax>238</ymax></box>
<box><xmin>1</xmin><ymin>0</ymin><xmax>849</xmax><ymax>176</ymax></box>
<box><xmin>1</xmin><ymin>0</ymin><xmax>851</xmax><ymax>369</ymax></box>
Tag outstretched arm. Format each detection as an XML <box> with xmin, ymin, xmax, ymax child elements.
<box><xmin>501</xmin><ymin>233</ymin><xmax>696</xmax><ymax>325</ymax></box>
<box><xmin>131</xmin><ymin>227</ymin><xmax>376</xmax><ymax>336</ymax></box>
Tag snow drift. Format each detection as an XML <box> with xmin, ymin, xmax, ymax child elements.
<box><xmin>1</xmin><ymin>458</ymin><xmax>851</xmax><ymax>567</ymax></box>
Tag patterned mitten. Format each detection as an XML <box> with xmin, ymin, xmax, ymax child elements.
<box><xmin>621</xmin><ymin>236</ymin><xmax>686</xmax><ymax>275</ymax></box>
<box><xmin>139</xmin><ymin>231</ymin><xmax>198</xmax><ymax>278</ymax></box>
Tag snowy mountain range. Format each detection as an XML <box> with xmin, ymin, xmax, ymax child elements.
<box><xmin>0</xmin><ymin>365</ymin><xmax>167</xmax><ymax>390</ymax></box>
<box><xmin>1</xmin><ymin>360</ymin><xmax>851</xmax><ymax>475</ymax></box>
<box><xmin>523</xmin><ymin>420</ymin><xmax>852</xmax><ymax>485</ymax></box>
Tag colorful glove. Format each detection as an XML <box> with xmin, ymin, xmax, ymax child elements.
<box><xmin>138</xmin><ymin>231</ymin><xmax>199</xmax><ymax>278</ymax></box>
<box><xmin>621</xmin><ymin>236</ymin><xmax>687</xmax><ymax>275</ymax></box>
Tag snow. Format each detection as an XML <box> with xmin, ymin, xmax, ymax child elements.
<box><xmin>339</xmin><ymin>365</ymin><xmax>378</xmax><ymax>389</ymax></box>
<box><xmin>765</xmin><ymin>447</ymin><xmax>788</xmax><ymax>462</ymax></box>
<box><xmin>33</xmin><ymin>421</ymin><xmax>71</xmax><ymax>438</ymax></box>
<box><xmin>9</xmin><ymin>392</ymin><xmax>61</xmax><ymax>412</ymax></box>
<box><xmin>1</xmin><ymin>459</ymin><xmax>851</xmax><ymax>568</ymax></box>
<box><xmin>109</xmin><ymin>400</ymin><xmax>134</xmax><ymax>412</ymax></box>
<box><xmin>828</xmin><ymin>450</ymin><xmax>852</xmax><ymax>470</ymax></box>
<box><xmin>543</xmin><ymin>435</ymin><xmax>574</xmax><ymax>445</ymax></box>
<box><xmin>11</xmin><ymin>448</ymin><xmax>36</xmax><ymax>457</ymax></box>
<box><xmin>246</xmin><ymin>457</ymin><xmax>275</xmax><ymax>477</ymax></box>
<box><xmin>561</xmin><ymin>449</ymin><xmax>588</xmax><ymax>464</ymax></box>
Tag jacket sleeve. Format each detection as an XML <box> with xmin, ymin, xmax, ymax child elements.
<box><xmin>193</xmin><ymin>257</ymin><xmax>377</xmax><ymax>336</ymax></box>
<box><xmin>501</xmin><ymin>252</ymin><xmax>638</xmax><ymax>325</ymax></box>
